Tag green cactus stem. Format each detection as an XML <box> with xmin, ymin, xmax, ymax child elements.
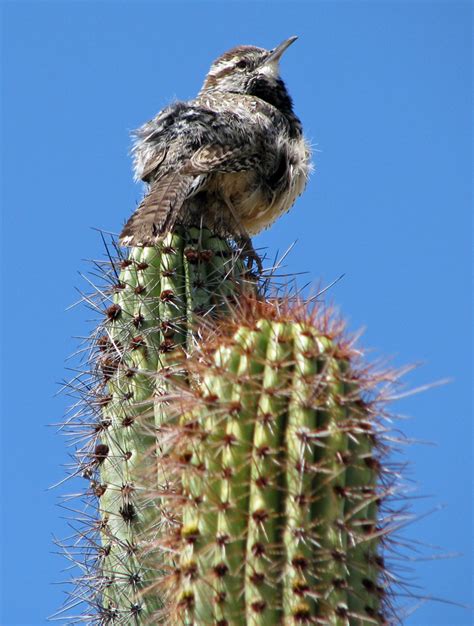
<box><xmin>143</xmin><ymin>303</ymin><xmax>392</xmax><ymax>625</ymax></box>
<box><xmin>85</xmin><ymin>227</ymin><xmax>252</xmax><ymax>621</ymax></box>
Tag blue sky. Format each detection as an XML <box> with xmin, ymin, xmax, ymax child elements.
<box><xmin>1</xmin><ymin>1</ymin><xmax>472</xmax><ymax>624</ymax></box>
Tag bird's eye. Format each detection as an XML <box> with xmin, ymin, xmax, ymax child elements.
<box><xmin>236</xmin><ymin>59</ymin><xmax>248</xmax><ymax>69</ymax></box>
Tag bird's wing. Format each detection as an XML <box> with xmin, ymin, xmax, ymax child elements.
<box><xmin>140</xmin><ymin>148</ymin><xmax>168</xmax><ymax>183</ymax></box>
<box><xmin>122</xmin><ymin>105</ymin><xmax>273</xmax><ymax>245</ymax></box>
<box><xmin>183</xmin><ymin>143</ymin><xmax>260</xmax><ymax>174</ymax></box>
<box><xmin>134</xmin><ymin>103</ymin><xmax>270</xmax><ymax>180</ymax></box>
<box><xmin>131</xmin><ymin>102</ymin><xmax>190</xmax><ymax>182</ymax></box>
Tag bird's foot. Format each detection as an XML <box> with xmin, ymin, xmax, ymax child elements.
<box><xmin>239</xmin><ymin>236</ymin><xmax>263</xmax><ymax>275</ymax></box>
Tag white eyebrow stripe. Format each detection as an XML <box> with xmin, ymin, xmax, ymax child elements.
<box><xmin>208</xmin><ymin>59</ymin><xmax>237</xmax><ymax>76</ymax></box>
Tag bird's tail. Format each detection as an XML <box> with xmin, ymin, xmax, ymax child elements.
<box><xmin>120</xmin><ymin>172</ymin><xmax>195</xmax><ymax>246</ymax></box>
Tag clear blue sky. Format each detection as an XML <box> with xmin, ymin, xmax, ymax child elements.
<box><xmin>1</xmin><ymin>2</ymin><xmax>472</xmax><ymax>624</ymax></box>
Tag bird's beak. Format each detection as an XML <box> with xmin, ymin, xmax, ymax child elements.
<box><xmin>264</xmin><ymin>36</ymin><xmax>298</xmax><ymax>65</ymax></box>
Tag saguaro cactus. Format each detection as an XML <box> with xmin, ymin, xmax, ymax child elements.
<box><xmin>137</xmin><ymin>302</ymin><xmax>395</xmax><ymax>625</ymax></box>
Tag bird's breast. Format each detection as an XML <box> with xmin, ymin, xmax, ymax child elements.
<box><xmin>209</xmin><ymin>135</ymin><xmax>310</xmax><ymax>235</ymax></box>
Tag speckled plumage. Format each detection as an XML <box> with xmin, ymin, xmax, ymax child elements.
<box><xmin>120</xmin><ymin>38</ymin><xmax>311</xmax><ymax>249</ymax></box>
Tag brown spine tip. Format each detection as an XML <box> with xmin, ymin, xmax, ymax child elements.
<box><xmin>221</xmin><ymin>466</ymin><xmax>233</xmax><ymax>479</ymax></box>
<box><xmin>213</xmin><ymin>563</ymin><xmax>229</xmax><ymax>578</ymax></box>
<box><xmin>96</xmin><ymin>335</ymin><xmax>110</xmax><ymax>351</ymax></box>
<box><xmin>132</xmin><ymin>313</ymin><xmax>145</xmax><ymax>328</ymax></box>
<box><xmin>130</xmin><ymin>335</ymin><xmax>146</xmax><ymax>350</ymax></box>
<box><xmin>251</xmin><ymin>542</ymin><xmax>266</xmax><ymax>557</ymax></box>
<box><xmin>222</xmin><ymin>433</ymin><xmax>237</xmax><ymax>447</ymax></box>
<box><xmin>332</xmin><ymin>577</ymin><xmax>347</xmax><ymax>590</ymax></box>
<box><xmin>160</xmin><ymin>320</ymin><xmax>176</xmax><ymax>337</ymax></box>
<box><xmin>214</xmin><ymin>592</ymin><xmax>227</xmax><ymax>606</ymax></box>
<box><xmin>360</xmin><ymin>520</ymin><xmax>376</xmax><ymax>534</ymax></box>
<box><xmin>162</xmin><ymin>245</ymin><xmax>176</xmax><ymax>255</ymax></box>
<box><xmin>227</xmin><ymin>401</ymin><xmax>243</xmax><ymax>414</ymax></box>
<box><xmin>255</xmin><ymin>445</ymin><xmax>270</xmax><ymax>459</ymax></box>
<box><xmin>249</xmin><ymin>571</ymin><xmax>265</xmax><ymax>586</ymax></box>
<box><xmin>121</xmin><ymin>483</ymin><xmax>135</xmax><ymax>497</ymax></box>
<box><xmin>93</xmin><ymin>483</ymin><xmax>107</xmax><ymax>497</ymax></box>
<box><xmin>122</xmin><ymin>415</ymin><xmax>135</xmax><ymax>426</ymax></box>
<box><xmin>293</xmin><ymin>603</ymin><xmax>311</xmax><ymax>622</ymax></box>
<box><xmin>181</xmin><ymin>525</ymin><xmax>200</xmax><ymax>544</ymax></box>
<box><xmin>113</xmin><ymin>282</ymin><xmax>126</xmax><ymax>293</ymax></box>
<box><xmin>184</xmin><ymin>248</ymin><xmax>199</xmax><ymax>264</ymax></box>
<box><xmin>335</xmin><ymin>604</ymin><xmax>348</xmax><ymax>618</ymax></box>
<box><xmin>130</xmin><ymin>604</ymin><xmax>142</xmax><ymax>616</ymax></box>
<box><xmin>94</xmin><ymin>417</ymin><xmax>112</xmax><ymax>433</ymax></box>
<box><xmin>128</xmin><ymin>572</ymin><xmax>141</xmax><ymax>586</ymax></box>
<box><xmin>330</xmin><ymin>549</ymin><xmax>346</xmax><ymax>563</ymax></box>
<box><xmin>257</xmin><ymin>412</ymin><xmax>274</xmax><ymax>425</ymax></box>
<box><xmin>159</xmin><ymin>337</ymin><xmax>175</xmax><ymax>353</ymax></box>
<box><xmin>99</xmin><ymin>356</ymin><xmax>119</xmax><ymax>380</ymax></box>
<box><xmin>119</xmin><ymin>502</ymin><xmax>136</xmax><ymax>523</ymax></box>
<box><xmin>93</xmin><ymin>444</ymin><xmax>109</xmax><ymax>464</ymax></box>
<box><xmin>161</xmin><ymin>268</ymin><xmax>176</xmax><ymax>278</ymax></box>
<box><xmin>181</xmin><ymin>562</ymin><xmax>198</xmax><ymax>580</ymax></box>
<box><xmin>216</xmin><ymin>533</ymin><xmax>230</xmax><ymax>547</ymax></box>
<box><xmin>294</xmin><ymin>494</ymin><xmax>308</xmax><ymax>507</ymax></box>
<box><xmin>251</xmin><ymin>508</ymin><xmax>269</xmax><ymax>524</ymax></box>
<box><xmin>95</xmin><ymin>394</ymin><xmax>113</xmax><ymax>407</ymax></box>
<box><xmin>105</xmin><ymin>304</ymin><xmax>122</xmax><ymax>320</ymax></box>
<box><xmin>364</xmin><ymin>456</ymin><xmax>381</xmax><ymax>472</ymax></box>
<box><xmin>199</xmin><ymin>249</ymin><xmax>214</xmax><ymax>262</ymax></box>
<box><xmin>254</xmin><ymin>475</ymin><xmax>269</xmax><ymax>488</ymax></box>
<box><xmin>177</xmin><ymin>591</ymin><xmax>195</xmax><ymax>610</ymax></box>
<box><xmin>333</xmin><ymin>485</ymin><xmax>347</xmax><ymax>498</ymax></box>
<box><xmin>203</xmin><ymin>393</ymin><xmax>219</xmax><ymax>404</ymax></box>
<box><xmin>250</xmin><ymin>600</ymin><xmax>266</xmax><ymax>613</ymax></box>
<box><xmin>98</xmin><ymin>544</ymin><xmax>111</xmax><ymax>558</ymax></box>
<box><xmin>291</xmin><ymin>555</ymin><xmax>308</xmax><ymax>570</ymax></box>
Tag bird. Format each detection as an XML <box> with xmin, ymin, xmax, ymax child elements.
<box><xmin>120</xmin><ymin>36</ymin><xmax>311</xmax><ymax>271</ymax></box>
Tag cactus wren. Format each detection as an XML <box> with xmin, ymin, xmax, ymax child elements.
<box><xmin>120</xmin><ymin>36</ymin><xmax>311</xmax><ymax>269</ymax></box>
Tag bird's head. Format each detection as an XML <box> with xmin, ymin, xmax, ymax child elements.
<box><xmin>200</xmin><ymin>36</ymin><xmax>298</xmax><ymax>113</ymax></box>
